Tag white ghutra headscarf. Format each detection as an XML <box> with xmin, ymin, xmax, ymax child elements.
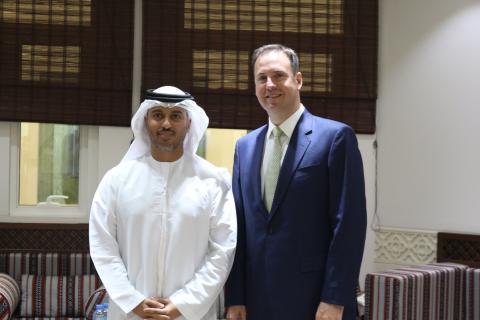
<box><xmin>121</xmin><ymin>86</ymin><xmax>209</xmax><ymax>163</ymax></box>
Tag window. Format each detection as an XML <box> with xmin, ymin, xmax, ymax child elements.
<box><xmin>19</xmin><ymin>123</ymin><xmax>79</xmax><ymax>206</ymax></box>
<box><xmin>9</xmin><ymin>123</ymin><xmax>98</xmax><ymax>220</ymax></box>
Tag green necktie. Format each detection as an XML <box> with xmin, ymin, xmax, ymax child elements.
<box><xmin>264</xmin><ymin>126</ymin><xmax>284</xmax><ymax>212</ymax></box>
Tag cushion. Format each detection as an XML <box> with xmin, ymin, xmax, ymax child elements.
<box><xmin>0</xmin><ymin>273</ymin><xmax>21</xmax><ymax>320</ymax></box>
<box><xmin>20</xmin><ymin>274</ymin><xmax>101</xmax><ymax>317</ymax></box>
<box><xmin>84</xmin><ymin>286</ymin><xmax>108</xmax><ymax>320</ymax></box>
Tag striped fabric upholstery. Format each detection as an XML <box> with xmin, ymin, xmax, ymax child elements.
<box><xmin>364</xmin><ymin>263</ymin><xmax>467</xmax><ymax>320</ymax></box>
<box><xmin>0</xmin><ymin>253</ymin><xmax>97</xmax><ymax>284</ymax></box>
<box><xmin>0</xmin><ymin>253</ymin><xmax>99</xmax><ymax>319</ymax></box>
<box><xmin>15</xmin><ymin>317</ymin><xmax>79</xmax><ymax>320</ymax></box>
<box><xmin>465</xmin><ymin>268</ymin><xmax>480</xmax><ymax>320</ymax></box>
<box><xmin>20</xmin><ymin>274</ymin><xmax>101</xmax><ymax>318</ymax></box>
<box><xmin>0</xmin><ymin>273</ymin><xmax>21</xmax><ymax>320</ymax></box>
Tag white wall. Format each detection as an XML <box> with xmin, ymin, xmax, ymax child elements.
<box><xmin>97</xmin><ymin>126</ymin><xmax>132</xmax><ymax>180</ymax></box>
<box><xmin>357</xmin><ymin>135</ymin><xmax>377</xmax><ymax>288</ymax></box>
<box><xmin>377</xmin><ymin>0</ymin><xmax>480</xmax><ymax>233</ymax></box>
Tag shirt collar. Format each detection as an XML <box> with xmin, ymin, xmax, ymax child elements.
<box><xmin>267</xmin><ymin>104</ymin><xmax>305</xmax><ymax>139</ymax></box>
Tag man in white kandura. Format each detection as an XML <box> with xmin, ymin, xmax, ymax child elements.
<box><xmin>89</xmin><ymin>86</ymin><xmax>237</xmax><ymax>320</ymax></box>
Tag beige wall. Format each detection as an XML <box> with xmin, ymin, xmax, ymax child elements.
<box><xmin>205</xmin><ymin>128</ymin><xmax>247</xmax><ymax>174</ymax></box>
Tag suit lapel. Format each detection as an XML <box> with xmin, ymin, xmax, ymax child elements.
<box><xmin>269</xmin><ymin>111</ymin><xmax>313</xmax><ymax>218</ymax></box>
<box><xmin>250</xmin><ymin>126</ymin><xmax>269</xmax><ymax>216</ymax></box>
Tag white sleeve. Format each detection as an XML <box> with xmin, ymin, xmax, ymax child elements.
<box><xmin>169</xmin><ymin>178</ymin><xmax>237</xmax><ymax>320</ymax></box>
<box><xmin>89</xmin><ymin>170</ymin><xmax>145</xmax><ymax>315</ymax></box>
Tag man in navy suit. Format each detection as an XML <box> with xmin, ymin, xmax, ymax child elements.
<box><xmin>225</xmin><ymin>44</ymin><xmax>367</xmax><ymax>320</ymax></box>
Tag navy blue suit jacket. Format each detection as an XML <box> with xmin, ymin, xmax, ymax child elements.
<box><xmin>225</xmin><ymin>110</ymin><xmax>367</xmax><ymax>320</ymax></box>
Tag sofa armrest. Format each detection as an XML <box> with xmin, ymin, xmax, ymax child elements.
<box><xmin>0</xmin><ymin>273</ymin><xmax>20</xmax><ymax>319</ymax></box>
<box><xmin>466</xmin><ymin>268</ymin><xmax>480</xmax><ymax>320</ymax></box>
<box><xmin>84</xmin><ymin>286</ymin><xmax>109</xmax><ymax>320</ymax></box>
<box><xmin>364</xmin><ymin>263</ymin><xmax>467</xmax><ymax>320</ymax></box>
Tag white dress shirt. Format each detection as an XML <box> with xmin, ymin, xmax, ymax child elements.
<box><xmin>261</xmin><ymin>104</ymin><xmax>305</xmax><ymax>198</ymax></box>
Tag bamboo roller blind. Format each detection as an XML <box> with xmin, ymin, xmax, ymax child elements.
<box><xmin>0</xmin><ymin>0</ymin><xmax>134</xmax><ymax>126</ymax></box>
<box><xmin>143</xmin><ymin>0</ymin><xmax>377</xmax><ymax>133</ymax></box>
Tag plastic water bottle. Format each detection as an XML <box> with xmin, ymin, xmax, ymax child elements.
<box><xmin>93</xmin><ymin>303</ymin><xmax>108</xmax><ymax>320</ymax></box>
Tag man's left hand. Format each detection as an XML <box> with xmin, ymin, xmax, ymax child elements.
<box><xmin>143</xmin><ymin>298</ymin><xmax>181</xmax><ymax>320</ymax></box>
<box><xmin>315</xmin><ymin>302</ymin><xmax>344</xmax><ymax>320</ymax></box>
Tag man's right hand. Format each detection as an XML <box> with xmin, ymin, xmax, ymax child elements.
<box><xmin>226</xmin><ymin>305</ymin><xmax>247</xmax><ymax>320</ymax></box>
<box><xmin>132</xmin><ymin>297</ymin><xmax>165</xmax><ymax>318</ymax></box>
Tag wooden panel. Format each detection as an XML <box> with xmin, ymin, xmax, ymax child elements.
<box><xmin>0</xmin><ymin>223</ymin><xmax>89</xmax><ymax>253</ymax></box>
<box><xmin>437</xmin><ymin>232</ymin><xmax>480</xmax><ymax>268</ymax></box>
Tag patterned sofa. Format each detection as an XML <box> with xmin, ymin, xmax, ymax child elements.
<box><xmin>364</xmin><ymin>262</ymin><xmax>480</xmax><ymax>320</ymax></box>
<box><xmin>0</xmin><ymin>252</ymin><xmax>102</xmax><ymax>320</ymax></box>
<box><xmin>0</xmin><ymin>224</ymin><xmax>99</xmax><ymax>320</ymax></box>
<box><xmin>0</xmin><ymin>251</ymin><xmax>230</xmax><ymax>320</ymax></box>
<box><xmin>0</xmin><ymin>224</ymin><xmax>227</xmax><ymax>320</ymax></box>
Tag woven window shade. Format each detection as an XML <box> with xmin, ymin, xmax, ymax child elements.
<box><xmin>0</xmin><ymin>0</ymin><xmax>134</xmax><ymax>126</ymax></box>
<box><xmin>143</xmin><ymin>0</ymin><xmax>377</xmax><ymax>133</ymax></box>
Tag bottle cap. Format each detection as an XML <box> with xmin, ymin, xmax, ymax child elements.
<box><xmin>95</xmin><ymin>303</ymin><xmax>108</xmax><ymax>310</ymax></box>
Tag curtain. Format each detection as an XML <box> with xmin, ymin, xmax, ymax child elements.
<box><xmin>0</xmin><ymin>0</ymin><xmax>134</xmax><ymax>126</ymax></box>
<box><xmin>142</xmin><ymin>0</ymin><xmax>377</xmax><ymax>133</ymax></box>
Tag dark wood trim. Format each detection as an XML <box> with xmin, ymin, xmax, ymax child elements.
<box><xmin>0</xmin><ymin>223</ymin><xmax>89</xmax><ymax>253</ymax></box>
<box><xmin>0</xmin><ymin>223</ymin><xmax>88</xmax><ymax>230</ymax></box>
<box><xmin>437</xmin><ymin>232</ymin><xmax>480</xmax><ymax>268</ymax></box>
